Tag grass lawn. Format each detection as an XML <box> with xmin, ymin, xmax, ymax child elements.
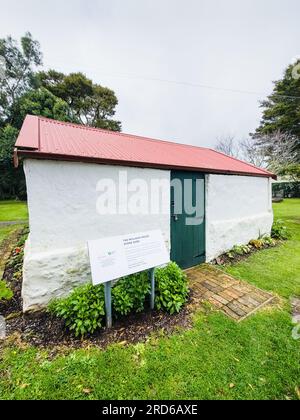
<box><xmin>0</xmin><ymin>225</ymin><xmax>19</xmax><ymax>245</ymax></box>
<box><xmin>0</xmin><ymin>200</ymin><xmax>28</xmax><ymax>222</ymax></box>
<box><xmin>0</xmin><ymin>199</ymin><xmax>299</xmax><ymax>400</ymax></box>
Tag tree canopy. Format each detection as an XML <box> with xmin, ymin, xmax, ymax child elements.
<box><xmin>38</xmin><ymin>71</ymin><xmax>121</xmax><ymax>131</ymax></box>
<box><xmin>0</xmin><ymin>33</ymin><xmax>122</xmax><ymax>199</ymax></box>
<box><xmin>0</xmin><ymin>32</ymin><xmax>42</xmax><ymax>127</ymax></box>
<box><xmin>252</xmin><ymin>60</ymin><xmax>300</xmax><ymax>162</ymax></box>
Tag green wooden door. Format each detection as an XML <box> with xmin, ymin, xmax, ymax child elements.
<box><xmin>170</xmin><ymin>171</ymin><xmax>205</xmax><ymax>268</ymax></box>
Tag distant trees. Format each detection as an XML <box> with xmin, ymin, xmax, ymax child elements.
<box><xmin>0</xmin><ymin>32</ymin><xmax>42</xmax><ymax>128</ymax></box>
<box><xmin>251</xmin><ymin>60</ymin><xmax>300</xmax><ymax>179</ymax></box>
<box><xmin>38</xmin><ymin>71</ymin><xmax>121</xmax><ymax>131</ymax></box>
<box><xmin>252</xmin><ymin>59</ymin><xmax>300</xmax><ymax>157</ymax></box>
<box><xmin>0</xmin><ymin>33</ymin><xmax>121</xmax><ymax>199</ymax></box>
<box><xmin>215</xmin><ymin>60</ymin><xmax>300</xmax><ymax>179</ymax></box>
<box><xmin>214</xmin><ymin>135</ymin><xmax>266</xmax><ymax>168</ymax></box>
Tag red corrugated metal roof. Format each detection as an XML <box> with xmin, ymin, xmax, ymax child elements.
<box><xmin>15</xmin><ymin>115</ymin><xmax>275</xmax><ymax>178</ymax></box>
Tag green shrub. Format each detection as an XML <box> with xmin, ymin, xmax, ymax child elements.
<box><xmin>271</xmin><ymin>219</ymin><xmax>289</xmax><ymax>240</ymax></box>
<box><xmin>49</xmin><ymin>272</ymin><xmax>150</xmax><ymax>336</ymax></box>
<box><xmin>16</xmin><ymin>227</ymin><xmax>29</xmax><ymax>247</ymax></box>
<box><xmin>112</xmin><ymin>271</ymin><xmax>150</xmax><ymax>316</ymax></box>
<box><xmin>0</xmin><ymin>280</ymin><xmax>13</xmax><ymax>301</ymax></box>
<box><xmin>261</xmin><ymin>236</ymin><xmax>276</xmax><ymax>247</ymax></box>
<box><xmin>49</xmin><ymin>264</ymin><xmax>188</xmax><ymax>337</ymax></box>
<box><xmin>233</xmin><ymin>244</ymin><xmax>252</xmax><ymax>255</ymax></box>
<box><xmin>226</xmin><ymin>244</ymin><xmax>251</xmax><ymax>258</ymax></box>
<box><xmin>155</xmin><ymin>262</ymin><xmax>189</xmax><ymax>314</ymax></box>
<box><xmin>48</xmin><ymin>284</ymin><xmax>105</xmax><ymax>337</ymax></box>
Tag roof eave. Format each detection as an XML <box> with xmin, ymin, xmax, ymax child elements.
<box><xmin>15</xmin><ymin>149</ymin><xmax>277</xmax><ymax>180</ymax></box>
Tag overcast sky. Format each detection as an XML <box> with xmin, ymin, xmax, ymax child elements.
<box><xmin>0</xmin><ymin>0</ymin><xmax>299</xmax><ymax>147</ymax></box>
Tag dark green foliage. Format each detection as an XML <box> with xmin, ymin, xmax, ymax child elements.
<box><xmin>112</xmin><ymin>271</ymin><xmax>150</xmax><ymax>316</ymax></box>
<box><xmin>49</xmin><ymin>264</ymin><xmax>189</xmax><ymax>336</ymax></box>
<box><xmin>271</xmin><ymin>219</ymin><xmax>289</xmax><ymax>240</ymax></box>
<box><xmin>252</xmin><ymin>60</ymin><xmax>300</xmax><ymax>161</ymax></box>
<box><xmin>49</xmin><ymin>272</ymin><xmax>150</xmax><ymax>336</ymax></box>
<box><xmin>38</xmin><ymin>71</ymin><xmax>121</xmax><ymax>131</ymax></box>
<box><xmin>14</xmin><ymin>87</ymin><xmax>73</xmax><ymax>128</ymax></box>
<box><xmin>277</xmin><ymin>164</ymin><xmax>300</xmax><ymax>182</ymax></box>
<box><xmin>0</xmin><ymin>32</ymin><xmax>42</xmax><ymax>127</ymax></box>
<box><xmin>49</xmin><ymin>284</ymin><xmax>105</xmax><ymax>337</ymax></box>
<box><xmin>0</xmin><ymin>33</ymin><xmax>122</xmax><ymax>199</ymax></box>
<box><xmin>155</xmin><ymin>262</ymin><xmax>189</xmax><ymax>314</ymax></box>
<box><xmin>0</xmin><ymin>125</ymin><xmax>26</xmax><ymax>199</ymax></box>
<box><xmin>273</xmin><ymin>181</ymin><xmax>300</xmax><ymax>199</ymax></box>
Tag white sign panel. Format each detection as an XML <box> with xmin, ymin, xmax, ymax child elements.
<box><xmin>88</xmin><ymin>230</ymin><xmax>170</xmax><ymax>285</ymax></box>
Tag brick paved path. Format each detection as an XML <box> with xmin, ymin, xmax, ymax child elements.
<box><xmin>186</xmin><ymin>264</ymin><xmax>274</xmax><ymax>322</ymax></box>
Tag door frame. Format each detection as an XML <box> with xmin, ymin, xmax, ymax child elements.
<box><xmin>170</xmin><ymin>171</ymin><xmax>206</xmax><ymax>268</ymax></box>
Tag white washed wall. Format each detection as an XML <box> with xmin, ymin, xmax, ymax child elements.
<box><xmin>23</xmin><ymin>159</ymin><xmax>170</xmax><ymax>311</ymax></box>
<box><xmin>205</xmin><ymin>174</ymin><xmax>273</xmax><ymax>261</ymax></box>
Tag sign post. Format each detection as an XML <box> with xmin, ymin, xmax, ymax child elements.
<box><xmin>104</xmin><ymin>281</ymin><xmax>112</xmax><ymax>329</ymax></box>
<box><xmin>149</xmin><ymin>268</ymin><xmax>155</xmax><ymax>310</ymax></box>
<box><xmin>88</xmin><ymin>230</ymin><xmax>170</xmax><ymax>328</ymax></box>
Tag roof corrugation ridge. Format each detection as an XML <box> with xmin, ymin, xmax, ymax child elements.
<box><xmin>37</xmin><ymin>116</ymin><xmax>209</xmax><ymax>150</ymax></box>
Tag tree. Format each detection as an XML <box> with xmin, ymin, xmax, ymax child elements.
<box><xmin>239</xmin><ymin>138</ymin><xmax>266</xmax><ymax>168</ymax></box>
<box><xmin>0</xmin><ymin>33</ymin><xmax>122</xmax><ymax>200</ymax></box>
<box><xmin>0</xmin><ymin>32</ymin><xmax>42</xmax><ymax>127</ymax></box>
<box><xmin>214</xmin><ymin>135</ymin><xmax>267</xmax><ymax>168</ymax></box>
<box><xmin>277</xmin><ymin>163</ymin><xmax>300</xmax><ymax>182</ymax></box>
<box><xmin>254</xmin><ymin>130</ymin><xmax>298</xmax><ymax>173</ymax></box>
<box><xmin>38</xmin><ymin>71</ymin><xmax>121</xmax><ymax>131</ymax></box>
<box><xmin>252</xmin><ymin>59</ymin><xmax>300</xmax><ymax>161</ymax></box>
<box><xmin>0</xmin><ymin>125</ymin><xmax>26</xmax><ymax>199</ymax></box>
<box><xmin>14</xmin><ymin>87</ymin><xmax>73</xmax><ymax>128</ymax></box>
<box><xmin>215</xmin><ymin>135</ymin><xmax>239</xmax><ymax>158</ymax></box>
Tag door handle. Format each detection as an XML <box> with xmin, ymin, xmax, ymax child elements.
<box><xmin>173</xmin><ymin>214</ymin><xmax>179</xmax><ymax>221</ymax></box>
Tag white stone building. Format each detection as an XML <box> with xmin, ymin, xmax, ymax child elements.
<box><xmin>15</xmin><ymin>115</ymin><xmax>275</xmax><ymax>312</ymax></box>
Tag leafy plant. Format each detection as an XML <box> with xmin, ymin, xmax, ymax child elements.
<box><xmin>232</xmin><ymin>244</ymin><xmax>252</xmax><ymax>255</ymax></box>
<box><xmin>155</xmin><ymin>262</ymin><xmax>189</xmax><ymax>314</ymax></box>
<box><xmin>249</xmin><ymin>239</ymin><xmax>264</xmax><ymax>249</ymax></box>
<box><xmin>226</xmin><ymin>244</ymin><xmax>251</xmax><ymax>258</ymax></box>
<box><xmin>112</xmin><ymin>271</ymin><xmax>150</xmax><ymax>316</ymax></box>
<box><xmin>48</xmin><ymin>284</ymin><xmax>105</xmax><ymax>337</ymax></box>
<box><xmin>225</xmin><ymin>235</ymin><xmax>277</xmax><ymax>261</ymax></box>
<box><xmin>260</xmin><ymin>236</ymin><xmax>276</xmax><ymax>247</ymax></box>
<box><xmin>271</xmin><ymin>219</ymin><xmax>289</xmax><ymax>240</ymax></box>
<box><xmin>49</xmin><ymin>264</ymin><xmax>189</xmax><ymax>336</ymax></box>
<box><xmin>0</xmin><ymin>280</ymin><xmax>13</xmax><ymax>301</ymax></box>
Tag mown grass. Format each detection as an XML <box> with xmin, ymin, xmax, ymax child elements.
<box><xmin>0</xmin><ymin>201</ymin><xmax>28</xmax><ymax>222</ymax></box>
<box><xmin>0</xmin><ymin>199</ymin><xmax>299</xmax><ymax>400</ymax></box>
<box><xmin>0</xmin><ymin>225</ymin><xmax>19</xmax><ymax>246</ymax></box>
<box><xmin>224</xmin><ymin>199</ymin><xmax>300</xmax><ymax>298</ymax></box>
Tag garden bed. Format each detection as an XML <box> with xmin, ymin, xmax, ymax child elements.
<box><xmin>212</xmin><ymin>240</ymin><xmax>281</xmax><ymax>266</ymax></box>
<box><xmin>0</xmin><ymin>231</ymin><xmax>193</xmax><ymax>350</ymax></box>
<box><xmin>4</xmin><ymin>304</ymin><xmax>192</xmax><ymax>350</ymax></box>
<box><xmin>0</xmin><ymin>225</ymin><xmax>285</xmax><ymax>351</ymax></box>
